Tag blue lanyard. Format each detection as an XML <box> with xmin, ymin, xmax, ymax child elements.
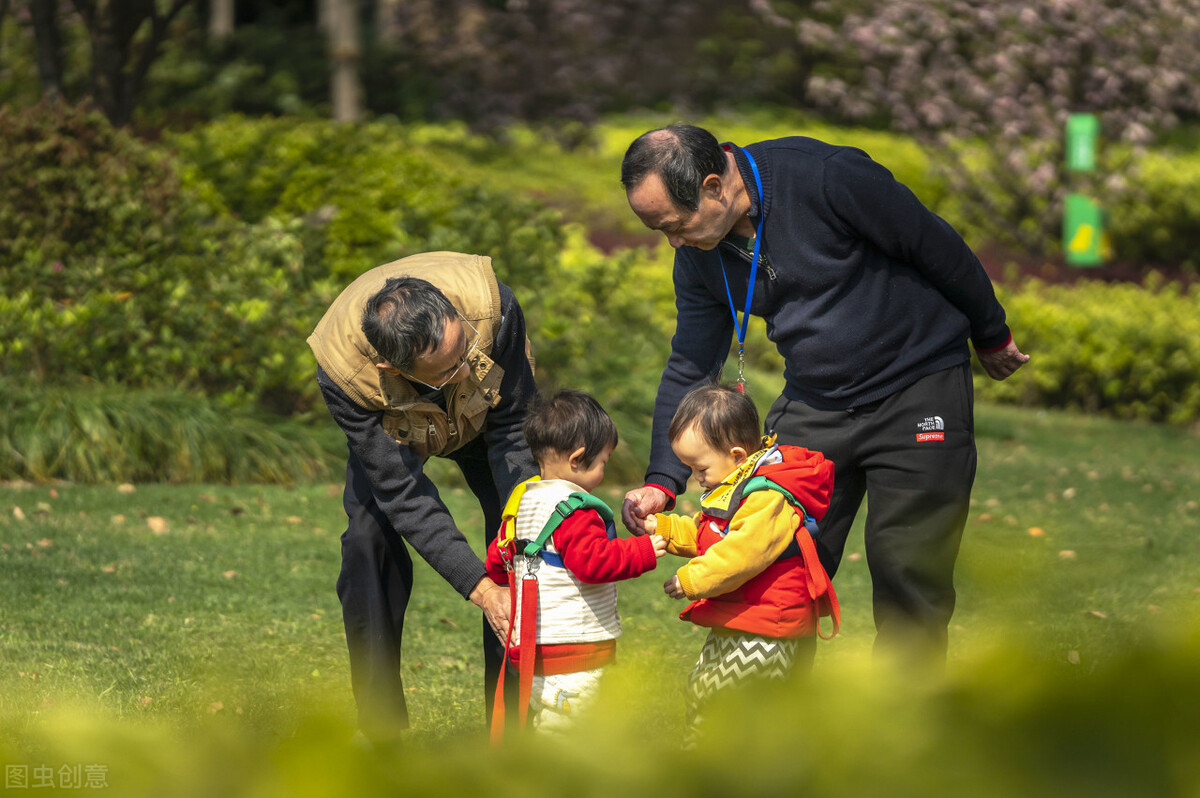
<box><xmin>718</xmin><ymin>146</ymin><xmax>764</xmax><ymax>385</ymax></box>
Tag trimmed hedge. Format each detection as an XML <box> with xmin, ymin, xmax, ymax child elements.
<box><xmin>1106</xmin><ymin>150</ymin><xmax>1200</xmax><ymax>268</ymax></box>
<box><xmin>734</xmin><ymin>271</ymin><xmax>1200</xmax><ymax>426</ymax></box>
<box><xmin>979</xmin><ymin>276</ymin><xmax>1200</xmax><ymax>424</ymax></box>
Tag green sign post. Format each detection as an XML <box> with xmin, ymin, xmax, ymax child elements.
<box><xmin>1066</xmin><ymin>113</ymin><xmax>1099</xmax><ymax>172</ymax></box>
<box><xmin>1063</xmin><ymin>193</ymin><xmax>1104</xmax><ymax>265</ymax></box>
<box><xmin>1063</xmin><ymin>113</ymin><xmax>1107</xmax><ymax>266</ymax></box>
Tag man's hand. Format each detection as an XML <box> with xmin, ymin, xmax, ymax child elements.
<box><xmin>977</xmin><ymin>339</ymin><xmax>1030</xmax><ymax>381</ymax></box>
<box><xmin>622</xmin><ymin>485</ymin><xmax>670</xmax><ymax>535</ymax></box>
<box><xmin>663</xmin><ymin>575</ymin><xmax>686</xmax><ymax>599</ymax></box>
<box><xmin>469</xmin><ymin>577</ymin><xmax>509</xmax><ymax>641</ymax></box>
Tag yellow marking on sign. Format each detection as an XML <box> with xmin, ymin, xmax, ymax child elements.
<box><xmin>1069</xmin><ymin>224</ymin><xmax>1095</xmax><ymax>253</ymax></box>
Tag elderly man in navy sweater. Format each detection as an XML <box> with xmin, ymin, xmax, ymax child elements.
<box><xmin>619</xmin><ymin>124</ymin><xmax>1028</xmax><ymax>665</ymax></box>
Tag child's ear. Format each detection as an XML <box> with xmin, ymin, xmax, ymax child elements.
<box><xmin>568</xmin><ymin>446</ymin><xmax>588</xmax><ymax>470</ymax></box>
<box><xmin>730</xmin><ymin>446</ymin><xmax>748</xmax><ymax>465</ymax></box>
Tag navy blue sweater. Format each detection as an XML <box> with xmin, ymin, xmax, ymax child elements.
<box><xmin>646</xmin><ymin>137</ymin><xmax>1011</xmax><ymax>495</ymax></box>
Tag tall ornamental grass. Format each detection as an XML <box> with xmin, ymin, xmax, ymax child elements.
<box><xmin>0</xmin><ymin>383</ymin><xmax>340</xmax><ymax>484</ymax></box>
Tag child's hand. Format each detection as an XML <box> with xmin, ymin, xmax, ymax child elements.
<box><xmin>650</xmin><ymin>534</ymin><xmax>667</xmax><ymax>560</ymax></box>
<box><xmin>663</xmin><ymin>575</ymin><xmax>686</xmax><ymax>599</ymax></box>
<box><xmin>643</xmin><ymin>514</ymin><xmax>657</xmax><ymax>533</ymax></box>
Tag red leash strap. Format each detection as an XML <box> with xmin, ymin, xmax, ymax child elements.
<box><xmin>796</xmin><ymin>526</ymin><xmax>841</xmax><ymax>640</ymax></box>
<box><xmin>488</xmin><ymin>545</ymin><xmax>541</xmax><ymax>742</ymax></box>
<box><xmin>489</xmin><ymin>565</ymin><xmax>518</xmax><ymax>745</ymax></box>
<box><xmin>517</xmin><ymin>574</ymin><xmax>538</xmax><ymax>731</ymax></box>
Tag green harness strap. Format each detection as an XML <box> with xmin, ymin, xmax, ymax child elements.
<box><xmin>521</xmin><ymin>493</ymin><xmax>614</xmax><ymax>560</ymax></box>
<box><xmin>741</xmin><ymin>474</ymin><xmax>822</xmax><ymax>539</ymax></box>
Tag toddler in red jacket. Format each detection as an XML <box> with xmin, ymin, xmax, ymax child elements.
<box><xmin>645</xmin><ymin>383</ymin><xmax>837</xmax><ymax>743</ymax></box>
<box><xmin>485</xmin><ymin>390</ymin><xmax>665</xmax><ymax>736</ymax></box>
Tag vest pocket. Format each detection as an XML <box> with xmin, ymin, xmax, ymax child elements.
<box><xmin>378</xmin><ymin>356</ymin><xmax>504</xmax><ymax>459</ymax></box>
<box><xmin>382</xmin><ymin>406</ymin><xmax>451</xmax><ymax>459</ymax></box>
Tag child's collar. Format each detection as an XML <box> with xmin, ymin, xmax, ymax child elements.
<box><xmin>699</xmin><ymin>435</ymin><xmax>781</xmax><ymax>519</ymax></box>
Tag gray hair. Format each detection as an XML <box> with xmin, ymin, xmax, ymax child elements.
<box><xmin>620</xmin><ymin>124</ymin><xmax>727</xmax><ymax>211</ymax></box>
<box><xmin>360</xmin><ymin>277</ymin><xmax>456</xmax><ymax>371</ymax></box>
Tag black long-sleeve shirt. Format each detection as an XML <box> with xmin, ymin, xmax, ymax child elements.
<box><xmin>317</xmin><ymin>283</ymin><xmax>538</xmax><ymax>598</ymax></box>
<box><xmin>646</xmin><ymin>137</ymin><xmax>1012</xmax><ymax>495</ymax></box>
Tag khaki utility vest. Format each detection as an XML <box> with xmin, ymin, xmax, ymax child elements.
<box><xmin>308</xmin><ymin>252</ymin><xmax>529</xmax><ymax>460</ymax></box>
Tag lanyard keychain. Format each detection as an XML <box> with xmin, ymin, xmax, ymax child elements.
<box><xmin>718</xmin><ymin>145</ymin><xmax>765</xmax><ymax>393</ymax></box>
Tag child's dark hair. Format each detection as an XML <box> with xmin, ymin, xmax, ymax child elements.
<box><xmin>668</xmin><ymin>383</ymin><xmax>761</xmax><ymax>454</ymax></box>
<box><xmin>523</xmin><ymin>389</ymin><xmax>618</xmax><ymax>467</ymax></box>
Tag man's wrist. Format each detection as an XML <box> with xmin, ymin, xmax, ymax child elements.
<box><xmin>469</xmin><ymin>576</ymin><xmax>503</xmax><ymax>606</ymax></box>
<box><xmin>643</xmin><ymin>482</ymin><xmax>677</xmax><ymax>510</ymax></box>
<box><xmin>974</xmin><ymin>331</ymin><xmax>1012</xmax><ymax>354</ymax></box>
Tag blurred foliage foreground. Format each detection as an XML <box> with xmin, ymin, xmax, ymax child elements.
<box><xmin>1</xmin><ymin>104</ymin><xmax>1199</xmax><ymax>485</ymax></box>
<box><xmin>2</xmin><ymin>403</ymin><xmax>1199</xmax><ymax>797</ymax></box>
<box><xmin>2</xmin><ymin>631</ymin><xmax>1199</xmax><ymax>798</ymax></box>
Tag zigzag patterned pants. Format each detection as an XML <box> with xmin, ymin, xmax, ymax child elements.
<box><xmin>685</xmin><ymin>631</ymin><xmax>800</xmax><ymax>744</ymax></box>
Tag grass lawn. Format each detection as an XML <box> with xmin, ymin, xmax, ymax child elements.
<box><xmin>1</xmin><ymin>403</ymin><xmax>1198</xmax><ymax>796</ymax></box>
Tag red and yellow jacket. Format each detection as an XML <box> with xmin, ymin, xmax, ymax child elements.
<box><xmin>654</xmin><ymin>444</ymin><xmax>837</xmax><ymax>639</ymax></box>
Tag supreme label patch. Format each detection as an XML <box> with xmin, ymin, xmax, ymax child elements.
<box><xmin>916</xmin><ymin>431</ymin><xmax>945</xmax><ymax>442</ymax></box>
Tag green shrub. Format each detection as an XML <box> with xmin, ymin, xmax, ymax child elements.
<box><xmin>979</xmin><ymin>276</ymin><xmax>1200</xmax><ymax>424</ymax></box>
<box><xmin>6</xmin><ymin>108</ymin><xmax>1198</xmax><ymax>488</ymax></box>
<box><xmin>5</xmin><ymin>630</ymin><xmax>1200</xmax><ymax>797</ymax></box>
<box><xmin>1106</xmin><ymin>149</ymin><xmax>1200</xmax><ymax>268</ymax></box>
<box><xmin>0</xmin><ymin>110</ymin><xmax>578</xmax><ymax>424</ymax></box>
<box><xmin>0</xmin><ymin>103</ymin><xmax>185</xmax><ymax>292</ymax></box>
<box><xmin>166</xmin><ymin>115</ymin><xmax>680</xmax><ymax>477</ymax></box>
<box><xmin>519</xmin><ymin>230</ymin><xmax>675</xmax><ymax>478</ymax></box>
<box><xmin>0</xmin><ymin>110</ymin><xmax>677</xmax><ymax>481</ymax></box>
<box><xmin>168</xmin><ymin>117</ymin><xmax>568</xmax><ymax>282</ymax></box>
<box><xmin>703</xmin><ymin>269</ymin><xmax>1200</xmax><ymax>428</ymax></box>
<box><xmin>0</xmin><ymin>104</ymin><xmax>326</xmax><ymax>414</ymax></box>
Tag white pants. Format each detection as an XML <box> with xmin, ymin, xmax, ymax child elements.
<box><xmin>529</xmin><ymin>667</ymin><xmax>604</xmax><ymax>733</ymax></box>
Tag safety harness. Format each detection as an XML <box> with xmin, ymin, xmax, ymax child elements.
<box><xmin>740</xmin><ymin>475</ymin><xmax>840</xmax><ymax>640</ymax></box>
<box><xmin>490</xmin><ymin>479</ymin><xmax>615</xmax><ymax>743</ymax></box>
<box><xmin>697</xmin><ymin>440</ymin><xmax>840</xmax><ymax>640</ymax></box>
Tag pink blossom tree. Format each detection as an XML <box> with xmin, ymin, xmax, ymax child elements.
<box><xmin>752</xmin><ymin>0</ymin><xmax>1200</xmax><ymax>254</ymax></box>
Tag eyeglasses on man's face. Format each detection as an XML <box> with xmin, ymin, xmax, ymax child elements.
<box><xmin>402</xmin><ymin>313</ymin><xmax>481</xmax><ymax>390</ymax></box>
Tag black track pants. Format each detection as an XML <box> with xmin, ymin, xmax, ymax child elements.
<box><xmin>337</xmin><ymin>435</ymin><xmax>508</xmax><ymax>738</ymax></box>
<box><xmin>766</xmin><ymin>363</ymin><xmax>977</xmax><ymax>660</ymax></box>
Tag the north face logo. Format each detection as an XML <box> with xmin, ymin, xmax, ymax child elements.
<box><xmin>917</xmin><ymin>416</ymin><xmax>944</xmax><ymax>432</ymax></box>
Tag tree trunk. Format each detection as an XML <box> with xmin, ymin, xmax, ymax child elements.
<box><xmin>329</xmin><ymin>0</ymin><xmax>363</xmax><ymax>122</ymax></box>
<box><xmin>209</xmin><ymin>0</ymin><xmax>234</xmax><ymax>40</ymax></box>
<box><xmin>0</xmin><ymin>0</ymin><xmax>11</xmax><ymax>60</ymax></box>
<box><xmin>71</xmin><ymin>0</ymin><xmax>195</xmax><ymax>127</ymax></box>
<box><xmin>30</xmin><ymin>0</ymin><xmax>65</xmax><ymax>103</ymax></box>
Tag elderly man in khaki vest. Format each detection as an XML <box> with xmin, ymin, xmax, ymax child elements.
<box><xmin>308</xmin><ymin>251</ymin><xmax>538</xmax><ymax>745</ymax></box>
